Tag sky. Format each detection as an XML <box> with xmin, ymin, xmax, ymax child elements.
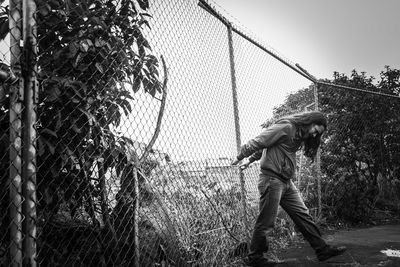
<box><xmin>212</xmin><ymin>0</ymin><xmax>400</xmax><ymax>80</ymax></box>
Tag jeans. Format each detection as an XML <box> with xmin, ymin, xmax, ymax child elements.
<box><xmin>249</xmin><ymin>173</ymin><xmax>327</xmax><ymax>257</ymax></box>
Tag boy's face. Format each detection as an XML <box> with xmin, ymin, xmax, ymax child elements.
<box><xmin>304</xmin><ymin>124</ymin><xmax>325</xmax><ymax>139</ymax></box>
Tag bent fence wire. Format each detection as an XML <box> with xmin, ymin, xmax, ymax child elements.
<box><xmin>0</xmin><ymin>0</ymin><xmax>399</xmax><ymax>266</ymax></box>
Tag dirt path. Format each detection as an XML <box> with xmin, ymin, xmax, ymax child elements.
<box><xmin>276</xmin><ymin>224</ymin><xmax>400</xmax><ymax>267</ymax></box>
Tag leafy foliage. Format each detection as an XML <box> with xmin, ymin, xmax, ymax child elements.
<box><xmin>318</xmin><ymin>68</ymin><xmax>400</xmax><ymax>222</ymax></box>
<box><xmin>33</xmin><ymin>0</ymin><xmax>164</xmax><ymax>219</ymax></box>
<box><xmin>0</xmin><ymin>0</ymin><xmax>169</xmax><ymax>265</ymax></box>
<box><xmin>0</xmin><ymin>4</ymin><xmax>8</xmax><ymax>37</ymax></box>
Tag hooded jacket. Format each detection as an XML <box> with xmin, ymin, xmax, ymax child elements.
<box><xmin>237</xmin><ymin>120</ymin><xmax>303</xmax><ymax>181</ymax></box>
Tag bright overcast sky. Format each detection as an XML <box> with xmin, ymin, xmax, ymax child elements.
<box><xmin>212</xmin><ymin>0</ymin><xmax>400</xmax><ymax>80</ymax></box>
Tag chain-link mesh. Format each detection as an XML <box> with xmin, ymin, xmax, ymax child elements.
<box><xmin>1</xmin><ymin>0</ymin><xmax>400</xmax><ymax>266</ymax></box>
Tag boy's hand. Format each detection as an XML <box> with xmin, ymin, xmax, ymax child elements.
<box><xmin>232</xmin><ymin>158</ymin><xmax>250</xmax><ymax>170</ymax></box>
<box><xmin>231</xmin><ymin>158</ymin><xmax>241</xmax><ymax>166</ymax></box>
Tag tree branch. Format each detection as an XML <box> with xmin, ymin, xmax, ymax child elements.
<box><xmin>139</xmin><ymin>55</ymin><xmax>168</xmax><ymax>163</ymax></box>
<box><xmin>200</xmin><ymin>189</ymin><xmax>240</xmax><ymax>242</ymax></box>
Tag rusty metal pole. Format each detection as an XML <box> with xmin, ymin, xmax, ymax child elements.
<box><xmin>21</xmin><ymin>0</ymin><xmax>38</xmax><ymax>265</ymax></box>
<box><xmin>9</xmin><ymin>0</ymin><xmax>24</xmax><ymax>265</ymax></box>
<box><xmin>133</xmin><ymin>157</ymin><xmax>140</xmax><ymax>267</ymax></box>
<box><xmin>227</xmin><ymin>24</ymin><xmax>249</xmax><ymax>236</ymax></box>
<box><xmin>313</xmin><ymin>82</ymin><xmax>322</xmax><ymax>219</ymax></box>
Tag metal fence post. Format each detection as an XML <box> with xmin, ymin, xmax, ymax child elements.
<box><xmin>21</xmin><ymin>0</ymin><xmax>38</xmax><ymax>265</ymax></box>
<box><xmin>9</xmin><ymin>0</ymin><xmax>23</xmax><ymax>265</ymax></box>
<box><xmin>133</xmin><ymin>157</ymin><xmax>140</xmax><ymax>267</ymax></box>
<box><xmin>227</xmin><ymin>23</ymin><xmax>249</xmax><ymax>236</ymax></box>
<box><xmin>313</xmin><ymin>82</ymin><xmax>322</xmax><ymax>219</ymax></box>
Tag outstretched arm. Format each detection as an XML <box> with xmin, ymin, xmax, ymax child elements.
<box><xmin>236</xmin><ymin>123</ymin><xmax>288</xmax><ymax>160</ymax></box>
<box><xmin>248</xmin><ymin>149</ymin><xmax>262</xmax><ymax>163</ymax></box>
<box><xmin>232</xmin><ymin>149</ymin><xmax>263</xmax><ymax>170</ymax></box>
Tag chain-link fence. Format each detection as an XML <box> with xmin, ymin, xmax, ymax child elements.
<box><xmin>1</xmin><ymin>0</ymin><xmax>400</xmax><ymax>266</ymax></box>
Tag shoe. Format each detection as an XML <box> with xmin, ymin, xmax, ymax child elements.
<box><xmin>244</xmin><ymin>256</ymin><xmax>277</xmax><ymax>267</ymax></box>
<box><xmin>317</xmin><ymin>245</ymin><xmax>347</xmax><ymax>261</ymax></box>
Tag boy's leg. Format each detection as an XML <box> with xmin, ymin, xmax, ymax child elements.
<box><xmin>280</xmin><ymin>181</ymin><xmax>347</xmax><ymax>261</ymax></box>
<box><xmin>248</xmin><ymin>175</ymin><xmax>285</xmax><ymax>259</ymax></box>
<box><xmin>279</xmin><ymin>180</ymin><xmax>327</xmax><ymax>251</ymax></box>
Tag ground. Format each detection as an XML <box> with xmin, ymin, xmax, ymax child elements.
<box><xmin>274</xmin><ymin>224</ymin><xmax>400</xmax><ymax>266</ymax></box>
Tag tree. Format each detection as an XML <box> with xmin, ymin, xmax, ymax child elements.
<box><xmin>1</xmin><ymin>0</ymin><xmax>172</xmax><ymax>265</ymax></box>
<box><xmin>318</xmin><ymin>69</ymin><xmax>400</xmax><ymax>222</ymax></box>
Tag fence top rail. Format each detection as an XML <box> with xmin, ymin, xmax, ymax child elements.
<box><xmin>198</xmin><ymin>0</ymin><xmax>315</xmax><ymax>83</ymax></box>
<box><xmin>198</xmin><ymin>0</ymin><xmax>400</xmax><ymax>100</ymax></box>
<box><xmin>318</xmin><ymin>81</ymin><xmax>400</xmax><ymax>99</ymax></box>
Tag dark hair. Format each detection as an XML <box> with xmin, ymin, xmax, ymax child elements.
<box><xmin>275</xmin><ymin>111</ymin><xmax>327</xmax><ymax>129</ymax></box>
<box><xmin>271</xmin><ymin>111</ymin><xmax>327</xmax><ymax>161</ymax></box>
